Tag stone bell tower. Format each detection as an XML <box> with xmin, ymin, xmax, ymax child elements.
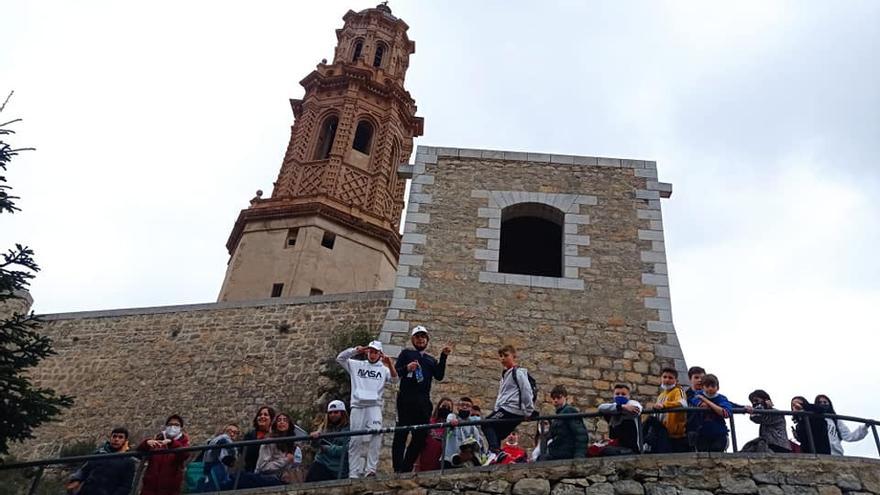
<box><xmin>219</xmin><ymin>4</ymin><xmax>423</xmax><ymax>301</ymax></box>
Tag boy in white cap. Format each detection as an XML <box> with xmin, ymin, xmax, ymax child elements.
<box><xmin>392</xmin><ymin>325</ymin><xmax>452</xmax><ymax>473</ymax></box>
<box><xmin>336</xmin><ymin>340</ymin><xmax>398</xmax><ymax>477</ymax></box>
<box><xmin>306</xmin><ymin>400</ymin><xmax>350</xmax><ymax>482</ymax></box>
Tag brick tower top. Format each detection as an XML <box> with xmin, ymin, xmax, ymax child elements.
<box><xmin>219</xmin><ymin>5</ymin><xmax>423</xmax><ymax>301</ymax></box>
<box><xmin>225</xmin><ymin>4</ymin><xmax>423</xmax><ymax>256</ymax></box>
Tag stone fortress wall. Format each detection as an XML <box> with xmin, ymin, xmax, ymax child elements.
<box><xmin>379</xmin><ymin>146</ymin><xmax>686</xmax><ymax>417</ymax></box>
<box><xmin>13</xmin><ymin>291</ymin><xmax>390</xmax><ymax>458</ymax></box>
<box><xmin>12</xmin><ymin>145</ymin><xmax>689</xmax><ymax>457</ymax></box>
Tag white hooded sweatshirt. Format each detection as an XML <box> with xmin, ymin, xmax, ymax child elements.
<box><xmin>336</xmin><ymin>347</ymin><xmax>397</xmax><ymax>408</ymax></box>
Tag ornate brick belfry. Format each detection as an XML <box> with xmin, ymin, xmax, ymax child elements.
<box><xmin>219</xmin><ymin>4</ymin><xmax>423</xmax><ymax>301</ymax></box>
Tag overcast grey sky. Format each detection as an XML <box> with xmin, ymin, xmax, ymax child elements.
<box><xmin>2</xmin><ymin>1</ymin><xmax>878</xmax><ymax>456</ymax></box>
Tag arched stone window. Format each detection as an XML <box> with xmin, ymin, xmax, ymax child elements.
<box><xmin>498</xmin><ymin>202</ymin><xmax>563</xmax><ymax>277</ymax></box>
<box><xmin>352</xmin><ymin>39</ymin><xmax>364</xmax><ymax>61</ymax></box>
<box><xmin>313</xmin><ymin>115</ymin><xmax>338</xmax><ymax>160</ymax></box>
<box><xmin>373</xmin><ymin>42</ymin><xmax>387</xmax><ymax>68</ymax></box>
<box><xmin>352</xmin><ymin>120</ymin><xmax>374</xmax><ymax>154</ymax></box>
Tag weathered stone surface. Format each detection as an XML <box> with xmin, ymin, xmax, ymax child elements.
<box><xmin>679</xmin><ymin>490</ymin><xmax>712</xmax><ymax>495</ymax></box>
<box><xmin>719</xmin><ymin>476</ymin><xmax>758</xmax><ymax>494</ymax></box>
<box><xmin>552</xmin><ymin>482</ymin><xmax>586</xmax><ymax>495</ymax></box>
<box><xmin>513</xmin><ymin>478</ymin><xmax>551</xmax><ymax>495</ymax></box>
<box><xmin>585</xmin><ymin>483</ymin><xmax>615</xmax><ymax>495</ymax></box>
<box><xmin>481</xmin><ymin>479</ymin><xmax>512</xmax><ymax>494</ymax></box>
<box><xmin>836</xmin><ymin>473</ymin><xmax>862</xmax><ymax>491</ymax></box>
<box><xmin>816</xmin><ymin>485</ymin><xmax>842</xmax><ymax>495</ymax></box>
<box><xmin>756</xmin><ymin>486</ymin><xmax>784</xmax><ymax>495</ymax></box>
<box><xmin>560</xmin><ymin>479</ymin><xmax>590</xmax><ymax>487</ymax></box>
<box><xmin>781</xmin><ymin>485</ymin><xmax>817</xmax><ymax>495</ymax></box>
<box><xmin>613</xmin><ymin>480</ymin><xmax>645</xmax><ymax>495</ymax></box>
<box><xmin>644</xmin><ymin>483</ymin><xmax>680</xmax><ymax>495</ymax></box>
<box><xmin>752</xmin><ymin>472</ymin><xmax>786</xmax><ymax>485</ymax></box>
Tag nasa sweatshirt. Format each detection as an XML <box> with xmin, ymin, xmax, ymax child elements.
<box><xmin>336</xmin><ymin>347</ymin><xmax>397</xmax><ymax>408</ymax></box>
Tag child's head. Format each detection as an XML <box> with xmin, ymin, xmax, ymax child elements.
<box><xmin>688</xmin><ymin>366</ymin><xmax>706</xmax><ymax>390</ymax></box>
<box><xmin>814</xmin><ymin>394</ymin><xmax>835</xmax><ymax>412</ymax></box>
<box><xmin>790</xmin><ymin>396</ymin><xmax>808</xmax><ymax>411</ymax></box>
<box><xmin>660</xmin><ymin>367</ymin><xmax>678</xmax><ymax>388</ymax></box>
<box><xmin>550</xmin><ymin>385</ymin><xmax>568</xmax><ymax>408</ymax></box>
<box><xmin>701</xmin><ymin>374</ymin><xmax>719</xmax><ymax>395</ymax></box>
<box><xmin>498</xmin><ymin>345</ymin><xmax>517</xmax><ymax>368</ymax></box>
<box><xmin>748</xmin><ymin>389</ymin><xmax>772</xmax><ymax>408</ymax></box>
<box><xmin>612</xmin><ymin>383</ymin><xmax>631</xmax><ymax>399</ymax></box>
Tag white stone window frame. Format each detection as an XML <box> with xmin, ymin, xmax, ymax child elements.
<box><xmin>471</xmin><ymin>190</ymin><xmax>595</xmax><ymax>291</ymax></box>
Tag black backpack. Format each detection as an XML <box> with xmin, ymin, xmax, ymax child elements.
<box><xmin>509</xmin><ymin>366</ymin><xmax>539</xmax><ymax>412</ymax></box>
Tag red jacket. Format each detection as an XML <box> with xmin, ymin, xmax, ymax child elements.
<box><xmin>137</xmin><ymin>433</ymin><xmax>190</xmax><ymax>495</ymax></box>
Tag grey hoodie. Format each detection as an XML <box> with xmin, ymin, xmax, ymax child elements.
<box><xmin>494</xmin><ymin>367</ymin><xmax>535</xmax><ymax>416</ymax></box>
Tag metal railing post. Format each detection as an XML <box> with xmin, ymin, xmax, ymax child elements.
<box><xmin>635</xmin><ymin>417</ymin><xmax>643</xmax><ymax>454</ymax></box>
<box><xmin>729</xmin><ymin>413</ymin><xmax>738</xmax><ymax>452</ymax></box>
<box><xmin>26</xmin><ymin>467</ymin><xmax>44</xmax><ymax>495</ymax></box>
<box><xmin>804</xmin><ymin>414</ymin><xmax>817</xmax><ymax>454</ymax></box>
<box><xmin>129</xmin><ymin>458</ymin><xmax>147</xmax><ymax>495</ymax></box>
<box><xmin>871</xmin><ymin>424</ymin><xmax>880</xmax><ymax>457</ymax></box>
<box><xmin>439</xmin><ymin>422</ymin><xmax>447</xmax><ymax>474</ymax></box>
<box><xmin>232</xmin><ymin>446</ymin><xmax>246</xmax><ymax>490</ymax></box>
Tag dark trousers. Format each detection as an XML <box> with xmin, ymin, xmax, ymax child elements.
<box><xmin>696</xmin><ymin>434</ymin><xmax>728</xmax><ymax>452</ymax></box>
<box><xmin>768</xmin><ymin>443</ymin><xmax>791</xmax><ymax>453</ymax></box>
<box><xmin>392</xmin><ymin>395</ymin><xmax>433</xmax><ymax>472</ymax></box>
<box><xmin>670</xmin><ymin>436</ymin><xmax>691</xmax><ymax>453</ymax></box>
<box><xmin>305</xmin><ymin>461</ymin><xmax>340</xmax><ymax>482</ymax></box>
<box><xmin>482</xmin><ymin>408</ymin><xmax>524</xmax><ymax>451</ymax></box>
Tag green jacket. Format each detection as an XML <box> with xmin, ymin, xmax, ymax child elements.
<box><xmin>313</xmin><ymin>425</ymin><xmax>349</xmax><ymax>476</ymax></box>
<box><xmin>545</xmin><ymin>404</ymin><xmax>589</xmax><ymax>460</ymax></box>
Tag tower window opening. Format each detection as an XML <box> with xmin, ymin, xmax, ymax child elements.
<box><xmin>285</xmin><ymin>228</ymin><xmax>299</xmax><ymax>247</ymax></box>
<box><xmin>314</xmin><ymin>115</ymin><xmax>338</xmax><ymax>160</ymax></box>
<box><xmin>310</xmin><ymin>288</ymin><xmax>324</xmax><ymax>296</ymax></box>
<box><xmin>498</xmin><ymin>203</ymin><xmax>564</xmax><ymax>277</ymax></box>
<box><xmin>270</xmin><ymin>283</ymin><xmax>284</xmax><ymax>298</ymax></box>
<box><xmin>373</xmin><ymin>42</ymin><xmax>386</xmax><ymax>68</ymax></box>
<box><xmin>352</xmin><ymin>120</ymin><xmax>373</xmax><ymax>154</ymax></box>
<box><xmin>352</xmin><ymin>40</ymin><xmax>363</xmax><ymax>61</ymax></box>
<box><xmin>321</xmin><ymin>231</ymin><xmax>336</xmax><ymax>249</ymax></box>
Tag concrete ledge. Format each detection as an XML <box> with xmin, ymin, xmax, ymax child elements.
<box><xmin>40</xmin><ymin>290</ymin><xmax>393</xmax><ymax>321</ymax></box>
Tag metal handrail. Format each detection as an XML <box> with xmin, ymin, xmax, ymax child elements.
<box><xmin>2</xmin><ymin>407</ymin><xmax>877</xmax><ymax>494</ymax></box>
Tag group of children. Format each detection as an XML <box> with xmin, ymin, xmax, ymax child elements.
<box><xmin>64</xmin><ymin>326</ymin><xmax>871</xmax><ymax>494</ymax></box>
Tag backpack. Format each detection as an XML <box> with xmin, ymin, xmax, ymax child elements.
<box><xmin>509</xmin><ymin>366</ymin><xmax>539</xmax><ymax>413</ymax></box>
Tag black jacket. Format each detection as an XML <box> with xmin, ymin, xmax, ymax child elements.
<box><xmin>793</xmin><ymin>404</ymin><xmax>831</xmax><ymax>454</ymax></box>
<box><xmin>545</xmin><ymin>404</ymin><xmax>589</xmax><ymax>460</ymax></box>
<box><xmin>394</xmin><ymin>348</ymin><xmax>447</xmax><ymax>400</ymax></box>
<box><xmin>70</xmin><ymin>442</ymin><xmax>137</xmax><ymax>495</ymax></box>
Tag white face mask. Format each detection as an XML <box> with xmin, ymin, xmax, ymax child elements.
<box><xmin>660</xmin><ymin>383</ymin><xmax>674</xmax><ymax>391</ymax></box>
<box><xmin>165</xmin><ymin>425</ymin><xmax>181</xmax><ymax>438</ymax></box>
<box><xmin>703</xmin><ymin>392</ymin><xmax>718</xmax><ymax>399</ymax></box>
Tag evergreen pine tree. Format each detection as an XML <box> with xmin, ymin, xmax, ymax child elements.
<box><xmin>0</xmin><ymin>92</ymin><xmax>74</xmax><ymax>455</ymax></box>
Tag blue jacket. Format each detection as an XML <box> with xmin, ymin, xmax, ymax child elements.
<box><xmin>394</xmin><ymin>348</ymin><xmax>447</xmax><ymax>399</ymax></box>
<box><xmin>689</xmin><ymin>392</ymin><xmax>733</xmax><ymax>438</ymax></box>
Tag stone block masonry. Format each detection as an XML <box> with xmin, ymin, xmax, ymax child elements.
<box><xmin>381</xmin><ymin>146</ymin><xmax>685</xmax><ymax>415</ymax></box>
<box><xmin>16</xmin><ymin>291</ymin><xmax>391</xmax><ymax>459</ymax></box>
<box><xmin>230</xmin><ymin>453</ymin><xmax>880</xmax><ymax>495</ymax></box>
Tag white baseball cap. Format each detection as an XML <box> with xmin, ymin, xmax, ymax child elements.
<box><xmin>367</xmin><ymin>340</ymin><xmax>384</xmax><ymax>352</ymax></box>
<box><xmin>411</xmin><ymin>325</ymin><xmax>428</xmax><ymax>337</ymax></box>
<box><xmin>327</xmin><ymin>400</ymin><xmax>346</xmax><ymax>413</ymax></box>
